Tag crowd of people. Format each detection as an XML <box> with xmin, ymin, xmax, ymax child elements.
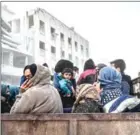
<box><xmin>1</xmin><ymin>58</ymin><xmax>140</xmax><ymax>113</ymax></box>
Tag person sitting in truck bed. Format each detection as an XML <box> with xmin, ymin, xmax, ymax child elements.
<box><xmin>10</xmin><ymin>64</ymin><xmax>63</xmax><ymax>114</ymax></box>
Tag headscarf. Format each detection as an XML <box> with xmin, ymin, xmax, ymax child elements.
<box><xmin>29</xmin><ymin>63</ymin><xmax>37</xmax><ymax>77</ymax></box>
<box><xmin>99</xmin><ymin>67</ymin><xmax>122</xmax><ymax>90</ymax></box>
<box><xmin>72</xmin><ymin>84</ymin><xmax>101</xmax><ymax>112</ymax></box>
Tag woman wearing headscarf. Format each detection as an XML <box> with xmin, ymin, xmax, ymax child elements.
<box><xmin>98</xmin><ymin>67</ymin><xmax>140</xmax><ymax>113</ymax></box>
<box><xmin>72</xmin><ymin>84</ymin><xmax>102</xmax><ymax>113</ymax></box>
<box><xmin>77</xmin><ymin>59</ymin><xmax>97</xmax><ymax>85</ymax></box>
<box><xmin>10</xmin><ymin>64</ymin><xmax>63</xmax><ymax>114</ymax></box>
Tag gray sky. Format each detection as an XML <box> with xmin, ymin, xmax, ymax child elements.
<box><xmin>2</xmin><ymin>2</ymin><xmax>140</xmax><ymax>78</ymax></box>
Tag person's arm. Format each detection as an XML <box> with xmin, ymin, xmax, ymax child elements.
<box><xmin>59</xmin><ymin>79</ymin><xmax>71</xmax><ymax>94</ymax></box>
<box><xmin>10</xmin><ymin>80</ymin><xmax>33</xmax><ymax>114</ymax></box>
<box><xmin>10</xmin><ymin>92</ymin><xmax>33</xmax><ymax>114</ymax></box>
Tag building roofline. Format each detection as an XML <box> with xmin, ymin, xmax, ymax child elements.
<box><xmin>1</xmin><ymin>18</ymin><xmax>11</xmax><ymax>32</ymax></box>
<box><xmin>2</xmin><ymin>5</ymin><xmax>15</xmax><ymax>15</ymax></box>
<box><xmin>34</xmin><ymin>7</ymin><xmax>89</xmax><ymax>44</ymax></box>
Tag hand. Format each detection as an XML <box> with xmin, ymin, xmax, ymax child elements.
<box><xmin>72</xmin><ymin>90</ymin><xmax>76</xmax><ymax>97</ymax></box>
<box><xmin>93</xmin><ymin>82</ymin><xmax>102</xmax><ymax>94</ymax></box>
<box><xmin>20</xmin><ymin>79</ymin><xmax>33</xmax><ymax>93</ymax></box>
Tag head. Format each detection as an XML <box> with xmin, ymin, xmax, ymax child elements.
<box><xmin>62</xmin><ymin>68</ymin><xmax>73</xmax><ymax>80</ymax></box>
<box><xmin>29</xmin><ymin>64</ymin><xmax>51</xmax><ymax>86</ymax></box>
<box><xmin>110</xmin><ymin>59</ymin><xmax>126</xmax><ymax>73</ymax></box>
<box><xmin>84</xmin><ymin>59</ymin><xmax>96</xmax><ymax>71</ymax></box>
<box><xmin>24</xmin><ymin>64</ymin><xmax>37</xmax><ymax>80</ymax></box>
<box><xmin>98</xmin><ymin>67</ymin><xmax>122</xmax><ymax>89</ymax></box>
<box><xmin>96</xmin><ymin>63</ymin><xmax>107</xmax><ymax>72</ymax></box>
<box><xmin>1</xmin><ymin>84</ymin><xmax>10</xmax><ymax>99</ymax></box>
<box><xmin>43</xmin><ymin>63</ymin><xmax>48</xmax><ymax>68</ymax></box>
<box><xmin>73</xmin><ymin>66</ymin><xmax>79</xmax><ymax>73</ymax></box>
<box><xmin>55</xmin><ymin>59</ymin><xmax>73</xmax><ymax>73</ymax></box>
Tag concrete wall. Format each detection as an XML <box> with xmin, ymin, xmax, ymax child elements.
<box><xmin>1</xmin><ymin>113</ymin><xmax>140</xmax><ymax>135</ymax></box>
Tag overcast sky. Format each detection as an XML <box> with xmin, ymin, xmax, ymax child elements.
<box><xmin>2</xmin><ymin>2</ymin><xmax>140</xmax><ymax>78</ymax></box>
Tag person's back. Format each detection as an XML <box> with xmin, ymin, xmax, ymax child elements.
<box><xmin>18</xmin><ymin>84</ymin><xmax>63</xmax><ymax>113</ymax></box>
<box><xmin>72</xmin><ymin>84</ymin><xmax>102</xmax><ymax>113</ymax></box>
<box><xmin>77</xmin><ymin>59</ymin><xmax>97</xmax><ymax>85</ymax></box>
<box><xmin>10</xmin><ymin>64</ymin><xmax>63</xmax><ymax>114</ymax></box>
<box><xmin>110</xmin><ymin>59</ymin><xmax>133</xmax><ymax>95</ymax></box>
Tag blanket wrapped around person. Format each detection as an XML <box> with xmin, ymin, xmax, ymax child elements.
<box><xmin>72</xmin><ymin>84</ymin><xmax>102</xmax><ymax>113</ymax></box>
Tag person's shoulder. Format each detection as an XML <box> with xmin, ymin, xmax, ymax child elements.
<box><xmin>123</xmin><ymin>74</ymin><xmax>131</xmax><ymax>80</ymax></box>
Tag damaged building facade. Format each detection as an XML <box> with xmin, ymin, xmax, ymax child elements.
<box><xmin>9</xmin><ymin>7</ymin><xmax>90</xmax><ymax>74</ymax></box>
<box><xmin>1</xmin><ymin>5</ymin><xmax>32</xmax><ymax>85</ymax></box>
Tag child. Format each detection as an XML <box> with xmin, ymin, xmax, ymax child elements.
<box><xmin>58</xmin><ymin>68</ymin><xmax>75</xmax><ymax>97</ymax></box>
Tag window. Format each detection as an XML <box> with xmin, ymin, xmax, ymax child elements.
<box><xmin>13</xmin><ymin>55</ymin><xmax>26</xmax><ymax>68</ymax></box>
<box><xmin>50</xmin><ymin>27</ymin><xmax>57</xmax><ymax>40</ymax></box>
<box><xmin>81</xmin><ymin>45</ymin><xmax>84</xmax><ymax>53</ymax></box>
<box><xmin>39</xmin><ymin>41</ymin><xmax>45</xmax><ymax>50</ymax></box>
<box><xmin>51</xmin><ymin>46</ymin><xmax>56</xmax><ymax>54</ymax></box>
<box><xmin>68</xmin><ymin>37</ymin><xmax>72</xmax><ymax>45</ymax></box>
<box><xmin>60</xmin><ymin>33</ymin><xmax>64</xmax><ymax>41</ymax></box>
<box><xmin>69</xmin><ymin>54</ymin><xmax>72</xmax><ymax>60</ymax></box>
<box><xmin>39</xmin><ymin>20</ymin><xmax>45</xmax><ymax>35</ymax></box>
<box><xmin>75</xmin><ymin>41</ymin><xmax>78</xmax><ymax>52</ymax></box>
<box><xmin>29</xmin><ymin>15</ymin><xmax>34</xmax><ymax>28</ymax></box>
<box><xmin>86</xmin><ymin>48</ymin><xmax>89</xmax><ymax>57</ymax></box>
<box><xmin>51</xmin><ymin>27</ymin><xmax>55</xmax><ymax>35</ymax></box>
<box><xmin>61</xmin><ymin>50</ymin><xmax>65</xmax><ymax>58</ymax></box>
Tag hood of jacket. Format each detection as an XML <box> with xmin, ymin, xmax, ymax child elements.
<box><xmin>30</xmin><ymin>64</ymin><xmax>51</xmax><ymax>86</ymax></box>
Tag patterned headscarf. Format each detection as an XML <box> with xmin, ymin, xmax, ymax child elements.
<box><xmin>99</xmin><ymin>67</ymin><xmax>122</xmax><ymax>90</ymax></box>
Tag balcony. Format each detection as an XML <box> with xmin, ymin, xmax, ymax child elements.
<box><xmin>1</xmin><ymin>64</ymin><xmax>23</xmax><ymax>77</ymax></box>
<box><xmin>2</xmin><ymin>34</ymin><xmax>20</xmax><ymax>46</ymax></box>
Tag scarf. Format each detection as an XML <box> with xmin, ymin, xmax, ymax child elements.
<box><xmin>99</xmin><ymin>67</ymin><xmax>122</xmax><ymax>90</ymax></box>
<box><xmin>72</xmin><ymin>84</ymin><xmax>100</xmax><ymax>112</ymax></box>
<box><xmin>77</xmin><ymin>69</ymin><xmax>96</xmax><ymax>84</ymax></box>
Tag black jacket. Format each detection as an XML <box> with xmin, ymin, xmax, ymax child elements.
<box><xmin>122</xmin><ymin>73</ymin><xmax>133</xmax><ymax>95</ymax></box>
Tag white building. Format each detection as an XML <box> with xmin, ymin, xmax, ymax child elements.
<box><xmin>1</xmin><ymin>5</ymin><xmax>33</xmax><ymax>85</ymax></box>
<box><xmin>10</xmin><ymin>7</ymin><xmax>90</xmax><ymax>74</ymax></box>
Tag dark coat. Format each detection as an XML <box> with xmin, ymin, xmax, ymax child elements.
<box><xmin>121</xmin><ymin>73</ymin><xmax>133</xmax><ymax>95</ymax></box>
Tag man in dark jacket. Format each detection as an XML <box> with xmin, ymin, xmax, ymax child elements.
<box><xmin>110</xmin><ymin>59</ymin><xmax>133</xmax><ymax>95</ymax></box>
